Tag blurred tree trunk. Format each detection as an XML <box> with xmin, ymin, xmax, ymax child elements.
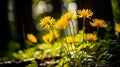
<box><xmin>14</xmin><ymin>0</ymin><xmax>37</xmax><ymax>49</ymax></box>
<box><xmin>109</xmin><ymin>0</ymin><xmax>120</xmax><ymax>65</ymax></box>
<box><xmin>0</xmin><ymin>0</ymin><xmax>10</xmax><ymax>52</ymax></box>
<box><xmin>76</xmin><ymin>0</ymin><xmax>114</xmax><ymax>38</ymax></box>
<box><xmin>111</xmin><ymin>0</ymin><xmax>120</xmax><ymax>23</ymax></box>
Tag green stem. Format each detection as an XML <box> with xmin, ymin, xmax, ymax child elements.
<box><xmin>49</xmin><ymin>26</ymin><xmax>69</xmax><ymax>56</ymax></box>
<box><xmin>81</xmin><ymin>17</ymin><xmax>86</xmax><ymax>66</ymax></box>
<box><xmin>82</xmin><ymin>17</ymin><xmax>86</xmax><ymax>41</ymax></box>
<box><xmin>71</xmin><ymin>20</ymin><xmax>77</xmax><ymax>51</ymax></box>
<box><xmin>97</xmin><ymin>27</ymin><xmax>99</xmax><ymax>39</ymax></box>
<box><xmin>71</xmin><ymin>20</ymin><xmax>75</xmax><ymax>40</ymax></box>
<box><xmin>63</xmin><ymin>29</ymin><xmax>72</xmax><ymax>56</ymax></box>
<box><xmin>68</xmin><ymin>23</ymin><xmax>73</xmax><ymax>36</ymax></box>
<box><xmin>117</xmin><ymin>33</ymin><xmax>119</xmax><ymax>40</ymax></box>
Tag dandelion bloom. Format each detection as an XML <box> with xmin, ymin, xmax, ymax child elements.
<box><xmin>62</xmin><ymin>12</ymin><xmax>74</xmax><ymax>21</ymax></box>
<box><xmin>27</xmin><ymin>33</ymin><xmax>37</xmax><ymax>43</ymax></box>
<box><xmin>49</xmin><ymin>30</ymin><xmax>60</xmax><ymax>38</ymax></box>
<box><xmin>115</xmin><ymin>23</ymin><xmax>120</xmax><ymax>33</ymax></box>
<box><xmin>77</xmin><ymin>9</ymin><xmax>93</xmax><ymax>18</ymax></box>
<box><xmin>55</xmin><ymin>18</ymin><xmax>69</xmax><ymax>29</ymax></box>
<box><xmin>39</xmin><ymin>16</ymin><xmax>55</xmax><ymax>28</ymax></box>
<box><xmin>42</xmin><ymin>33</ymin><xmax>53</xmax><ymax>43</ymax></box>
<box><xmin>65</xmin><ymin>36</ymin><xmax>75</xmax><ymax>43</ymax></box>
<box><xmin>86</xmin><ymin>33</ymin><xmax>97</xmax><ymax>41</ymax></box>
<box><xmin>90</xmin><ymin>19</ymin><xmax>107</xmax><ymax>28</ymax></box>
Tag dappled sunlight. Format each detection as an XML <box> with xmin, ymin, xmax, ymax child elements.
<box><xmin>0</xmin><ymin>0</ymin><xmax>120</xmax><ymax>67</ymax></box>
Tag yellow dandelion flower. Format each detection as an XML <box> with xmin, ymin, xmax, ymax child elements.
<box><xmin>90</xmin><ymin>19</ymin><xmax>107</xmax><ymax>28</ymax></box>
<box><xmin>65</xmin><ymin>36</ymin><xmax>75</xmax><ymax>43</ymax></box>
<box><xmin>55</xmin><ymin>18</ymin><xmax>69</xmax><ymax>29</ymax></box>
<box><xmin>115</xmin><ymin>23</ymin><xmax>120</xmax><ymax>33</ymax></box>
<box><xmin>39</xmin><ymin>16</ymin><xmax>55</xmax><ymax>28</ymax></box>
<box><xmin>49</xmin><ymin>30</ymin><xmax>60</xmax><ymax>38</ymax></box>
<box><xmin>27</xmin><ymin>33</ymin><xmax>37</xmax><ymax>43</ymax></box>
<box><xmin>77</xmin><ymin>9</ymin><xmax>93</xmax><ymax>18</ymax></box>
<box><xmin>86</xmin><ymin>33</ymin><xmax>97</xmax><ymax>41</ymax></box>
<box><xmin>42</xmin><ymin>33</ymin><xmax>53</xmax><ymax>43</ymax></box>
<box><xmin>62</xmin><ymin>12</ymin><xmax>74</xmax><ymax>21</ymax></box>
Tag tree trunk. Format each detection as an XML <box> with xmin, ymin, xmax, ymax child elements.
<box><xmin>0</xmin><ymin>0</ymin><xmax>10</xmax><ymax>52</ymax></box>
<box><xmin>111</xmin><ymin>0</ymin><xmax>120</xmax><ymax>23</ymax></box>
<box><xmin>13</xmin><ymin>0</ymin><xmax>37</xmax><ymax>49</ymax></box>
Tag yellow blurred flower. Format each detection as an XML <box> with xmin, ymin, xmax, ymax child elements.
<box><xmin>65</xmin><ymin>36</ymin><xmax>75</xmax><ymax>43</ymax></box>
<box><xmin>86</xmin><ymin>33</ymin><xmax>97</xmax><ymax>41</ymax></box>
<box><xmin>55</xmin><ymin>18</ymin><xmax>69</xmax><ymax>29</ymax></box>
<box><xmin>90</xmin><ymin>19</ymin><xmax>107</xmax><ymax>28</ymax></box>
<box><xmin>39</xmin><ymin>16</ymin><xmax>55</xmax><ymax>28</ymax></box>
<box><xmin>115</xmin><ymin>23</ymin><xmax>120</xmax><ymax>33</ymax></box>
<box><xmin>62</xmin><ymin>12</ymin><xmax>74</xmax><ymax>21</ymax></box>
<box><xmin>42</xmin><ymin>33</ymin><xmax>53</xmax><ymax>43</ymax></box>
<box><xmin>49</xmin><ymin>30</ymin><xmax>60</xmax><ymax>38</ymax></box>
<box><xmin>77</xmin><ymin>9</ymin><xmax>93</xmax><ymax>18</ymax></box>
<box><xmin>27</xmin><ymin>33</ymin><xmax>37</xmax><ymax>43</ymax></box>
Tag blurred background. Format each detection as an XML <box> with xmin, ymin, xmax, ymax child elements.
<box><xmin>0</xmin><ymin>0</ymin><xmax>119</xmax><ymax>56</ymax></box>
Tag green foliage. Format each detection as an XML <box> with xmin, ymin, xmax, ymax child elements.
<box><xmin>8</xmin><ymin>41</ymin><xmax>20</xmax><ymax>52</ymax></box>
<box><xmin>0</xmin><ymin>41</ymin><xmax>20</xmax><ymax>62</ymax></box>
<box><xmin>12</xmin><ymin>43</ymin><xmax>61</xmax><ymax>60</ymax></box>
